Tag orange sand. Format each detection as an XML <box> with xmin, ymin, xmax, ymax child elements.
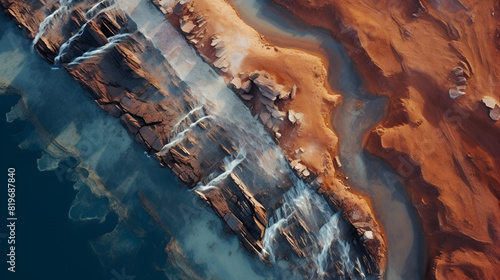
<box><xmin>272</xmin><ymin>0</ymin><xmax>500</xmax><ymax>279</ymax></box>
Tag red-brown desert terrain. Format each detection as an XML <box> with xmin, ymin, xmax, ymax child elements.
<box><xmin>272</xmin><ymin>0</ymin><xmax>500</xmax><ymax>278</ymax></box>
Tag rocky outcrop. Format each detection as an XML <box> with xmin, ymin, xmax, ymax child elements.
<box><xmin>271</xmin><ymin>0</ymin><xmax>500</xmax><ymax>278</ymax></box>
<box><xmin>152</xmin><ymin>0</ymin><xmax>388</xmax><ymax>275</ymax></box>
<box><xmin>1</xmin><ymin>0</ymin><xmax>384</xmax><ymax>277</ymax></box>
<box><xmin>197</xmin><ymin>173</ymin><xmax>268</xmax><ymax>254</ymax></box>
<box><xmin>482</xmin><ymin>96</ymin><xmax>500</xmax><ymax>121</ymax></box>
<box><xmin>1</xmin><ymin>0</ymin><xmax>276</xmax><ymax>261</ymax></box>
<box><xmin>0</xmin><ymin>0</ymin><xmax>51</xmax><ymax>38</ymax></box>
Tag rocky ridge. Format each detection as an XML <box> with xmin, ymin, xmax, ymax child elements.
<box><xmin>152</xmin><ymin>0</ymin><xmax>388</xmax><ymax>274</ymax></box>
<box><xmin>1</xmin><ymin>0</ymin><xmax>383</xmax><ymax>278</ymax></box>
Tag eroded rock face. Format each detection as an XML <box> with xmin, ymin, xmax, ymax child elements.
<box><xmin>1</xmin><ymin>0</ymin><xmax>383</xmax><ymax>277</ymax></box>
<box><xmin>152</xmin><ymin>0</ymin><xmax>388</xmax><ymax>275</ymax></box>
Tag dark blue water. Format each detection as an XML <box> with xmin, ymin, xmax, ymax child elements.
<box><xmin>0</xmin><ymin>93</ymin><xmax>114</xmax><ymax>280</ymax></box>
<box><xmin>0</xmin><ymin>0</ymin><xmax>424</xmax><ymax>277</ymax></box>
<box><xmin>0</xmin><ymin>12</ymin><xmax>168</xmax><ymax>279</ymax></box>
<box><xmin>0</xmin><ymin>9</ymin><xmax>286</xmax><ymax>280</ymax></box>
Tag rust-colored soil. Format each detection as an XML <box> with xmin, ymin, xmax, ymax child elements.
<box><xmin>272</xmin><ymin>0</ymin><xmax>500</xmax><ymax>279</ymax></box>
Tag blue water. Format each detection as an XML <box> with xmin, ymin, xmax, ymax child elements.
<box><xmin>0</xmin><ymin>93</ymin><xmax>114</xmax><ymax>280</ymax></box>
<box><xmin>0</xmin><ymin>0</ymin><xmax>425</xmax><ymax>277</ymax></box>
<box><xmin>0</xmin><ymin>10</ymin><xmax>288</xmax><ymax>280</ymax></box>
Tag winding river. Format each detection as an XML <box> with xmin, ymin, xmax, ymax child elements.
<box><xmin>230</xmin><ymin>0</ymin><xmax>426</xmax><ymax>279</ymax></box>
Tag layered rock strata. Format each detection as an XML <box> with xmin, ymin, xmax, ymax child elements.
<box><xmin>1</xmin><ymin>0</ymin><xmax>384</xmax><ymax>278</ymax></box>
<box><xmin>152</xmin><ymin>0</ymin><xmax>387</xmax><ymax>274</ymax></box>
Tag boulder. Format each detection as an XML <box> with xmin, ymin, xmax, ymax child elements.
<box><xmin>120</xmin><ymin>96</ymin><xmax>136</xmax><ymax>109</ymax></box>
<box><xmin>251</xmin><ymin>71</ymin><xmax>289</xmax><ymax>100</ymax></box>
<box><xmin>259</xmin><ymin>112</ymin><xmax>271</xmax><ymax>124</ymax></box>
<box><xmin>139</xmin><ymin>126</ymin><xmax>159</xmax><ymax>147</ymax></box>
<box><xmin>258</xmin><ymin>95</ymin><xmax>274</xmax><ymax>106</ymax></box>
<box><xmin>362</xmin><ymin>230</ymin><xmax>374</xmax><ymax>243</ymax></box>
<box><xmin>302</xmin><ymin>168</ymin><xmax>310</xmax><ymax>177</ymax></box>
<box><xmin>151</xmin><ymin>137</ymin><xmax>164</xmax><ymax>152</ymax></box>
<box><xmin>490</xmin><ymin>105</ymin><xmax>500</xmax><ymax>121</ymax></box>
<box><xmin>335</xmin><ymin>156</ymin><xmax>342</xmax><ymax>168</ymax></box>
<box><xmin>249</xmin><ymin>72</ymin><xmax>260</xmax><ymax>80</ymax></box>
<box><xmin>266</xmin><ymin>118</ymin><xmax>274</xmax><ymax>129</ymax></box>
<box><xmin>449</xmin><ymin>88</ymin><xmax>465</xmax><ymax>99</ymax></box>
<box><xmin>288</xmin><ymin>110</ymin><xmax>297</xmax><ymax>124</ymax></box>
<box><xmin>180</xmin><ymin>20</ymin><xmax>196</xmax><ymax>34</ymax></box>
<box><xmin>456</xmin><ymin>76</ymin><xmax>467</xmax><ymax>85</ymax></box>
<box><xmin>482</xmin><ymin>97</ymin><xmax>500</xmax><ymax>121</ymax></box>
<box><xmin>174</xmin><ymin>2</ymin><xmax>185</xmax><ymax>15</ymax></box>
<box><xmin>241</xmin><ymin>80</ymin><xmax>252</xmax><ymax>93</ymax></box>
<box><xmin>482</xmin><ymin>96</ymin><xmax>497</xmax><ymax>109</ymax></box>
<box><xmin>290</xmin><ymin>159</ymin><xmax>300</xmax><ymax>169</ymax></box>
<box><xmin>260</xmin><ymin>89</ymin><xmax>277</xmax><ymax>101</ymax></box>
<box><xmin>294</xmin><ymin>113</ymin><xmax>304</xmax><ymax>123</ymax></box>
<box><xmin>290</xmin><ymin>84</ymin><xmax>297</xmax><ymax>99</ymax></box>
<box><xmin>294</xmin><ymin>163</ymin><xmax>306</xmax><ymax>173</ymax></box>
<box><xmin>278</xmin><ymin>88</ymin><xmax>291</xmax><ymax>99</ymax></box>
<box><xmin>452</xmin><ymin>67</ymin><xmax>464</xmax><ymax>76</ymax></box>
<box><xmin>270</xmin><ymin>108</ymin><xmax>286</xmax><ymax>119</ymax></box>
<box><xmin>211</xmin><ymin>36</ymin><xmax>222</xmax><ymax>46</ymax></box>
<box><xmin>230</xmin><ymin>77</ymin><xmax>242</xmax><ymax>89</ymax></box>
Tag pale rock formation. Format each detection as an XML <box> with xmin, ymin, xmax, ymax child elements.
<box><xmin>482</xmin><ymin>96</ymin><xmax>500</xmax><ymax>121</ymax></box>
